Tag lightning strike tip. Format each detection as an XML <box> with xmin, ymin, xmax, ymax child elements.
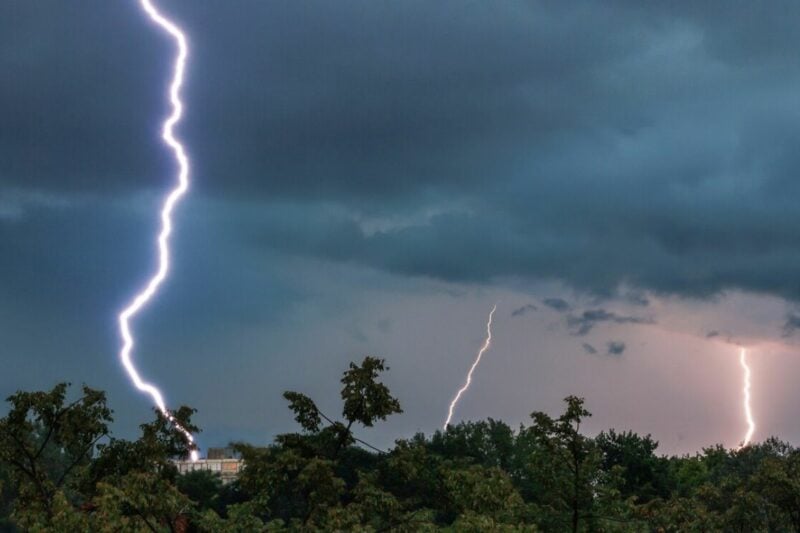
<box><xmin>443</xmin><ymin>304</ymin><xmax>498</xmax><ymax>429</ymax></box>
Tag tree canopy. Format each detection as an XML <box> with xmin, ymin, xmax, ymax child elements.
<box><xmin>2</xmin><ymin>357</ymin><xmax>799</xmax><ymax>531</ymax></box>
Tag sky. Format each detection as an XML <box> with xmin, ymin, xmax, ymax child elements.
<box><xmin>3</xmin><ymin>0</ymin><xmax>800</xmax><ymax>455</ymax></box>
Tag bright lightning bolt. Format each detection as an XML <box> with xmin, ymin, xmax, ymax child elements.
<box><xmin>738</xmin><ymin>347</ymin><xmax>755</xmax><ymax>448</ymax></box>
<box><xmin>444</xmin><ymin>304</ymin><xmax>498</xmax><ymax>429</ymax></box>
<box><xmin>117</xmin><ymin>0</ymin><xmax>198</xmax><ymax>461</ymax></box>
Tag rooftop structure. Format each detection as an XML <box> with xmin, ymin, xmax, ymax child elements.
<box><xmin>174</xmin><ymin>447</ymin><xmax>242</xmax><ymax>484</ymax></box>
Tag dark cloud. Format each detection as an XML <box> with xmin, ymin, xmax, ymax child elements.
<box><xmin>581</xmin><ymin>343</ymin><xmax>597</xmax><ymax>355</ymax></box>
<box><xmin>0</xmin><ymin>2</ymin><xmax>172</xmax><ymax>193</ymax></box>
<box><xmin>706</xmin><ymin>330</ymin><xmax>720</xmax><ymax>338</ymax></box>
<box><xmin>6</xmin><ymin>1</ymin><xmax>800</xmax><ymax>304</ymax></box>
<box><xmin>782</xmin><ymin>313</ymin><xmax>800</xmax><ymax>337</ymax></box>
<box><xmin>607</xmin><ymin>341</ymin><xmax>626</xmax><ymax>356</ymax></box>
<box><xmin>566</xmin><ymin>309</ymin><xmax>653</xmax><ymax>336</ymax></box>
<box><xmin>543</xmin><ymin>298</ymin><xmax>571</xmax><ymax>312</ymax></box>
<box><xmin>511</xmin><ymin>303</ymin><xmax>538</xmax><ymax>317</ymax></box>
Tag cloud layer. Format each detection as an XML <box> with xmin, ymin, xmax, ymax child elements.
<box><xmin>5</xmin><ymin>1</ymin><xmax>800</xmax><ymax>302</ymax></box>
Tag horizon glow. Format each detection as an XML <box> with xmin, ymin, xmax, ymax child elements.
<box><xmin>118</xmin><ymin>0</ymin><xmax>197</xmax><ymax>461</ymax></box>
<box><xmin>443</xmin><ymin>304</ymin><xmax>498</xmax><ymax>429</ymax></box>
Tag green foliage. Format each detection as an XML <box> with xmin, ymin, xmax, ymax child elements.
<box><xmin>88</xmin><ymin>405</ymin><xmax>198</xmax><ymax>490</ymax></box>
<box><xmin>0</xmin><ymin>383</ymin><xmax>112</xmax><ymax>525</ymax></box>
<box><xmin>282</xmin><ymin>392</ymin><xmax>321</xmax><ymax>433</ymax></box>
<box><xmin>0</xmin><ymin>382</ymin><xmax>200</xmax><ymax>531</ymax></box>
<box><xmin>340</xmin><ymin>356</ymin><xmax>402</xmax><ymax>428</ymax></box>
<box><xmin>176</xmin><ymin>470</ymin><xmax>224</xmax><ymax>513</ymax></box>
<box><xmin>443</xmin><ymin>464</ymin><xmax>524</xmax><ymax>521</ymax></box>
<box><xmin>525</xmin><ymin>396</ymin><xmax>603</xmax><ymax>531</ymax></box>
<box><xmin>0</xmin><ymin>461</ymin><xmax>17</xmax><ymax>532</ymax></box>
<box><xmin>429</xmin><ymin>418</ymin><xmax>515</xmax><ymax>470</ymax></box>
<box><xmin>4</xmin><ymin>361</ymin><xmax>800</xmax><ymax>531</ymax></box>
<box><xmin>596</xmin><ymin>429</ymin><xmax>669</xmax><ymax>503</ymax></box>
<box><xmin>92</xmin><ymin>472</ymin><xmax>195</xmax><ymax>532</ymax></box>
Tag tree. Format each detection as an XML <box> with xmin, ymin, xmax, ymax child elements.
<box><xmin>176</xmin><ymin>470</ymin><xmax>223</xmax><ymax>514</ymax></box>
<box><xmin>378</xmin><ymin>436</ymin><xmax>448</xmax><ymax>522</ymax></box>
<box><xmin>429</xmin><ymin>419</ymin><xmax>515</xmax><ymax>470</ymax></box>
<box><xmin>234</xmin><ymin>356</ymin><xmax>402</xmax><ymax>529</ymax></box>
<box><xmin>8</xmin><ymin>367</ymin><xmax>800</xmax><ymax>530</ymax></box>
<box><xmin>751</xmin><ymin>449</ymin><xmax>800</xmax><ymax>531</ymax></box>
<box><xmin>0</xmin><ymin>460</ymin><xmax>17</xmax><ymax>532</ymax></box>
<box><xmin>526</xmin><ymin>396</ymin><xmax>604</xmax><ymax>532</ymax></box>
<box><xmin>92</xmin><ymin>472</ymin><xmax>196</xmax><ymax>533</ymax></box>
<box><xmin>281</xmin><ymin>356</ymin><xmax>401</xmax><ymax>458</ymax></box>
<box><xmin>0</xmin><ymin>382</ymin><xmax>201</xmax><ymax>531</ymax></box>
<box><xmin>341</xmin><ymin>356</ymin><xmax>402</xmax><ymax>428</ymax></box>
<box><xmin>596</xmin><ymin>429</ymin><xmax>669</xmax><ymax>503</ymax></box>
<box><xmin>0</xmin><ymin>383</ymin><xmax>111</xmax><ymax>526</ymax></box>
<box><xmin>88</xmin><ymin>405</ymin><xmax>198</xmax><ymax>488</ymax></box>
<box><xmin>443</xmin><ymin>464</ymin><xmax>524</xmax><ymax>524</ymax></box>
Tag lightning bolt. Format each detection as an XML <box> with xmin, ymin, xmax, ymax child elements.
<box><xmin>738</xmin><ymin>347</ymin><xmax>755</xmax><ymax>448</ymax></box>
<box><xmin>444</xmin><ymin>304</ymin><xmax>498</xmax><ymax>429</ymax></box>
<box><xmin>117</xmin><ymin>0</ymin><xmax>197</xmax><ymax>461</ymax></box>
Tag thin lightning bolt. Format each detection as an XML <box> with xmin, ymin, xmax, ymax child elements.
<box><xmin>738</xmin><ymin>347</ymin><xmax>755</xmax><ymax>448</ymax></box>
<box><xmin>444</xmin><ymin>304</ymin><xmax>498</xmax><ymax>429</ymax></box>
<box><xmin>118</xmin><ymin>0</ymin><xmax>198</xmax><ymax>461</ymax></box>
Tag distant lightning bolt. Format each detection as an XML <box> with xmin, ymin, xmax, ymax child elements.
<box><xmin>738</xmin><ymin>347</ymin><xmax>755</xmax><ymax>448</ymax></box>
<box><xmin>117</xmin><ymin>0</ymin><xmax>197</xmax><ymax>460</ymax></box>
<box><xmin>444</xmin><ymin>304</ymin><xmax>498</xmax><ymax>429</ymax></box>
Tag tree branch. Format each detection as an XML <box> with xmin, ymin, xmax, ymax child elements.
<box><xmin>55</xmin><ymin>432</ymin><xmax>108</xmax><ymax>488</ymax></box>
<box><xmin>33</xmin><ymin>394</ymin><xmax>87</xmax><ymax>460</ymax></box>
<box><xmin>316</xmin><ymin>408</ymin><xmax>386</xmax><ymax>454</ymax></box>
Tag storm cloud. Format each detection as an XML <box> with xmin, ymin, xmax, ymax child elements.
<box><xmin>581</xmin><ymin>343</ymin><xmax>598</xmax><ymax>355</ymax></box>
<box><xmin>6</xmin><ymin>1</ymin><xmax>800</xmax><ymax>302</ymax></box>
<box><xmin>511</xmin><ymin>304</ymin><xmax>538</xmax><ymax>317</ymax></box>
<box><xmin>607</xmin><ymin>341</ymin><xmax>626</xmax><ymax>356</ymax></box>
<box><xmin>566</xmin><ymin>309</ymin><xmax>653</xmax><ymax>336</ymax></box>
<box><xmin>782</xmin><ymin>313</ymin><xmax>800</xmax><ymax>337</ymax></box>
<box><xmin>543</xmin><ymin>298</ymin><xmax>571</xmax><ymax>313</ymax></box>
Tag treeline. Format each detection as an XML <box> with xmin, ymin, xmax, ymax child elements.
<box><xmin>1</xmin><ymin>357</ymin><xmax>800</xmax><ymax>531</ymax></box>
